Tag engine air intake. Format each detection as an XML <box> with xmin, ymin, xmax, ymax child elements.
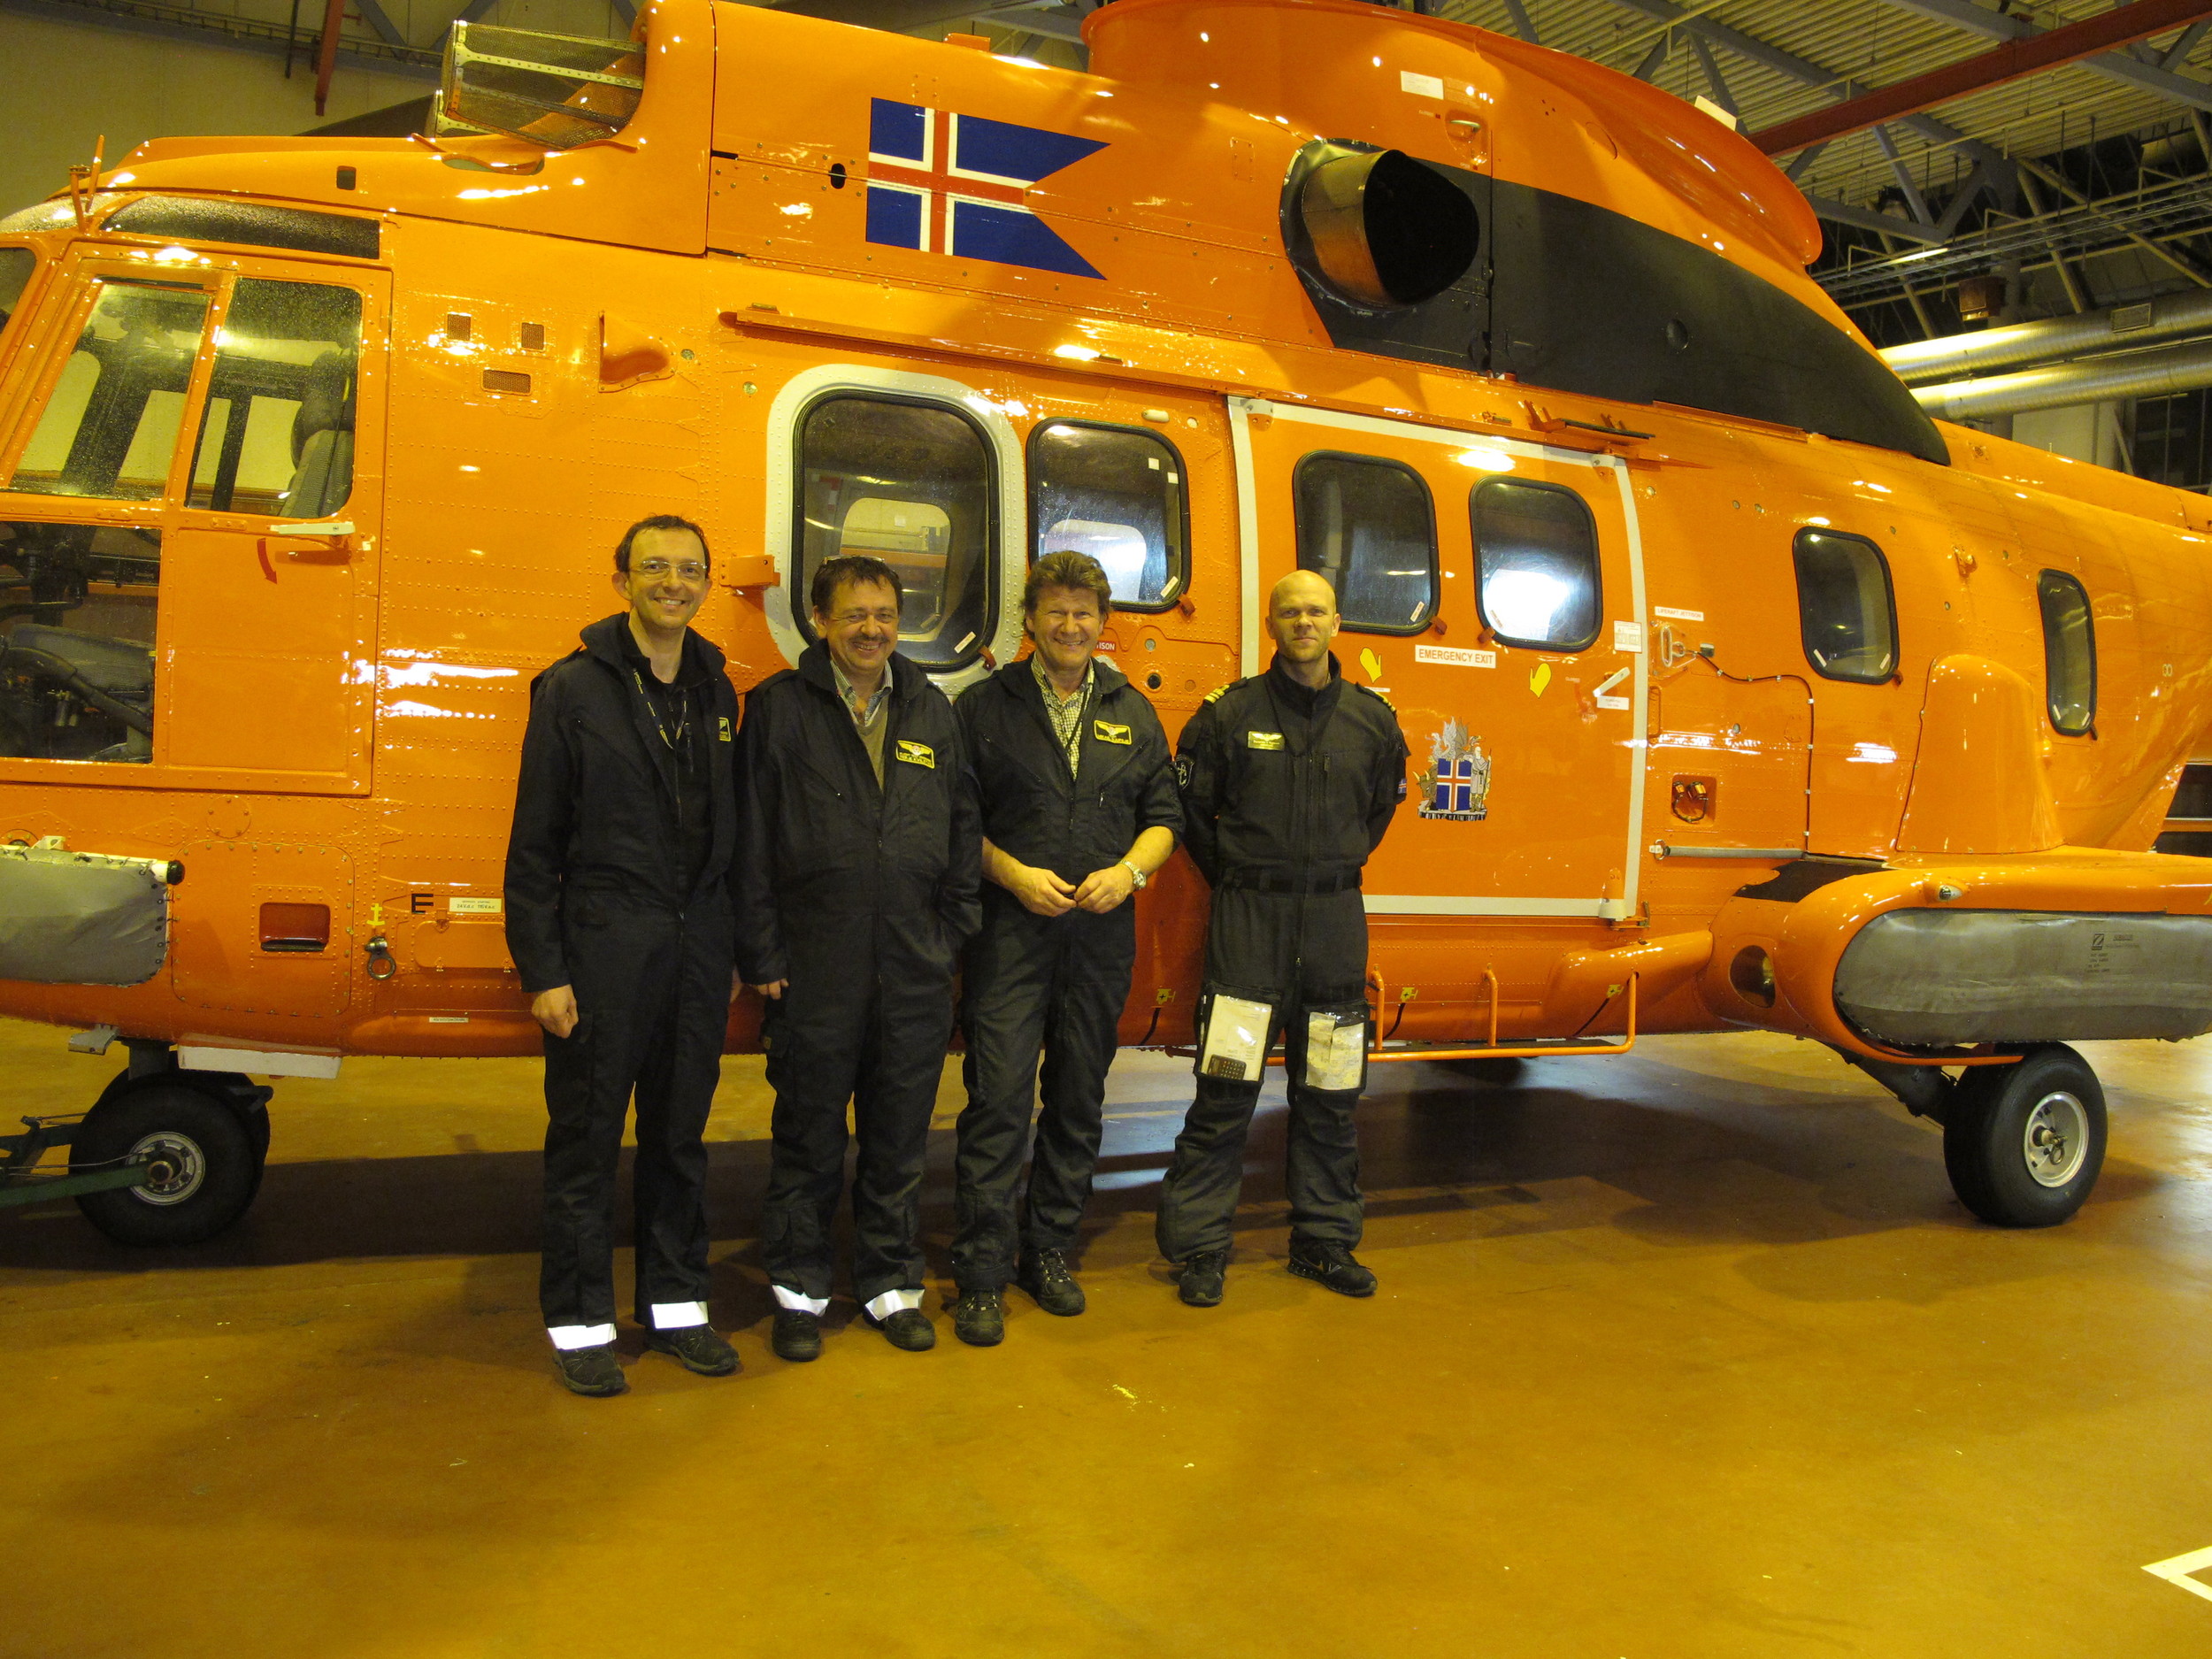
<box><xmin>1290</xmin><ymin>146</ymin><xmax>1479</xmax><ymax>310</ymax></box>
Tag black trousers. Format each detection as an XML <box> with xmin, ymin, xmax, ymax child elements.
<box><xmin>1155</xmin><ymin>887</ymin><xmax>1370</xmax><ymax>1263</ymax></box>
<box><xmin>760</xmin><ymin>922</ymin><xmax>956</xmax><ymax>1304</ymax></box>
<box><xmin>539</xmin><ymin>898</ymin><xmax>730</xmax><ymax>1328</ymax></box>
<box><xmin>952</xmin><ymin>898</ymin><xmax>1134</xmax><ymax>1289</ymax></box>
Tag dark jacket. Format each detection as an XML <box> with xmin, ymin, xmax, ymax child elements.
<box><xmin>1175</xmin><ymin>653</ymin><xmax>1409</xmax><ymax>889</ymax></box>
<box><xmin>958</xmin><ymin>654</ymin><xmax>1183</xmax><ymax>900</ymax></box>
<box><xmin>503</xmin><ymin>614</ymin><xmax>741</xmax><ymax>995</ymax></box>
<box><xmin>733</xmin><ymin>641</ymin><xmax>982</xmax><ymax>986</ymax></box>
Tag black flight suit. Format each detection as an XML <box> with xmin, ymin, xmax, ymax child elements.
<box><xmin>1155</xmin><ymin>652</ymin><xmax>1409</xmax><ymax>1263</ymax></box>
<box><xmin>953</xmin><ymin>657</ymin><xmax>1183</xmax><ymax>1290</ymax></box>
<box><xmin>734</xmin><ymin>642</ymin><xmax>982</xmax><ymax>1305</ymax></box>
<box><xmin>503</xmin><ymin>613</ymin><xmax>741</xmax><ymax>1332</ymax></box>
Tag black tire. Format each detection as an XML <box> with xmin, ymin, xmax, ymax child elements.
<box><xmin>1440</xmin><ymin>1056</ymin><xmax>1527</xmax><ymax>1086</ymax></box>
<box><xmin>72</xmin><ymin>1083</ymin><xmax>258</xmax><ymax>1246</ymax></box>
<box><xmin>1942</xmin><ymin>1044</ymin><xmax>2107</xmax><ymax>1228</ymax></box>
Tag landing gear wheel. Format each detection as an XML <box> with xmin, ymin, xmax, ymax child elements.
<box><xmin>1942</xmin><ymin>1044</ymin><xmax>2107</xmax><ymax>1228</ymax></box>
<box><xmin>72</xmin><ymin>1083</ymin><xmax>259</xmax><ymax>1246</ymax></box>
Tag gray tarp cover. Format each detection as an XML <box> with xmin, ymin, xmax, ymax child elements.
<box><xmin>1835</xmin><ymin>909</ymin><xmax>2212</xmax><ymax>1046</ymax></box>
<box><xmin>0</xmin><ymin>855</ymin><xmax>167</xmax><ymax>986</ymax></box>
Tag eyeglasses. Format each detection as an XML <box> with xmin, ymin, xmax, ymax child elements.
<box><xmin>634</xmin><ymin>559</ymin><xmax>708</xmax><ymax>582</ymax></box>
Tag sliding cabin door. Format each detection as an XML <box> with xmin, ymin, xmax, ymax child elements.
<box><xmin>1227</xmin><ymin>398</ymin><xmax>1647</xmax><ymax>923</ymax></box>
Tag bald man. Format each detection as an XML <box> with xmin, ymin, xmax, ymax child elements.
<box><xmin>1156</xmin><ymin>571</ymin><xmax>1409</xmax><ymax>1307</ymax></box>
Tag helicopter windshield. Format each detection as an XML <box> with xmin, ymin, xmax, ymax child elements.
<box><xmin>0</xmin><ymin>247</ymin><xmax>33</xmax><ymax>336</ymax></box>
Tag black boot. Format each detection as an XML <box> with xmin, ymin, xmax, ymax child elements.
<box><xmin>645</xmin><ymin>1325</ymin><xmax>740</xmax><ymax>1376</ymax></box>
<box><xmin>1017</xmin><ymin>1248</ymin><xmax>1086</xmax><ymax>1317</ymax></box>
<box><xmin>772</xmin><ymin>1310</ymin><xmax>823</xmax><ymax>1363</ymax></box>
<box><xmin>552</xmin><ymin>1342</ymin><xmax>628</xmax><ymax>1397</ymax></box>
<box><xmin>952</xmin><ymin>1286</ymin><xmax>1005</xmax><ymax>1347</ymax></box>
<box><xmin>1286</xmin><ymin>1240</ymin><xmax>1377</xmax><ymax>1298</ymax></box>
<box><xmin>1177</xmin><ymin>1248</ymin><xmax>1228</xmax><ymax>1308</ymax></box>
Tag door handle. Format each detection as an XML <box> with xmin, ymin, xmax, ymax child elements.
<box><xmin>280</xmin><ymin>521</ymin><xmax>354</xmax><ymax>535</ymax></box>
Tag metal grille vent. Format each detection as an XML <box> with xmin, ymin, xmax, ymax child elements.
<box><xmin>435</xmin><ymin>23</ymin><xmax>644</xmax><ymax>150</ymax></box>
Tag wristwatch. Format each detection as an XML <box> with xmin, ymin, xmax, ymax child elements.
<box><xmin>1122</xmin><ymin>861</ymin><xmax>1148</xmax><ymax>890</ymax></box>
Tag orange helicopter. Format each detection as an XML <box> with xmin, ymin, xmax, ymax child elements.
<box><xmin>1</xmin><ymin>0</ymin><xmax>2208</xmax><ymax>1248</ymax></box>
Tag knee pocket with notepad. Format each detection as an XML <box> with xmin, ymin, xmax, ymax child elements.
<box><xmin>1298</xmin><ymin>1002</ymin><xmax>1369</xmax><ymax>1095</ymax></box>
<box><xmin>1196</xmin><ymin>987</ymin><xmax>1275</xmax><ymax>1085</ymax></box>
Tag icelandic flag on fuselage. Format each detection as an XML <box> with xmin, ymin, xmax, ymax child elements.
<box><xmin>864</xmin><ymin>98</ymin><xmax>1106</xmax><ymax>280</ymax></box>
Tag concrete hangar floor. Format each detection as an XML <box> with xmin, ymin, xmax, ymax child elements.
<box><xmin>3</xmin><ymin>1018</ymin><xmax>2211</xmax><ymax>1658</ymax></box>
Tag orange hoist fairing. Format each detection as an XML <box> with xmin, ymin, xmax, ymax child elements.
<box><xmin>1</xmin><ymin>0</ymin><xmax>2208</xmax><ymax>1242</ymax></box>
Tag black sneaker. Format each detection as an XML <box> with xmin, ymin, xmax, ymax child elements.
<box><xmin>1017</xmin><ymin>1248</ymin><xmax>1086</xmax><ymax>1317</ymax></box>
<box><xmin>552</xmin><ymin>1342</ymin><xmax>628</xmax><ymax>1397</ymax></box>
<box><xmin>1287</xmin><ymin>1240</ymin><xmax>1378</xmax><ymax>1298</ymax></box>
<box><xmin>771</xmin><ymin>1310</ymin><xmax>823</xmax><ymax>1363</ymax></box>
<box><xmin>645</xmin><ymin>1324</ymin><xmax>739</xmax><ymax>1376</ymax></box>
<box><xmin>863</xmin><ymin>1306</ymin><xmax>937</xmax><ymax>1351</ymax></box>
<box><xmin>951</xmin><ymin>1286</ymin><xmax>1004</xmax><ymax>1347</ymax></box>
<box><xmin>1177</xmin><ymin>1248</ymin><xmax>1228</xmax><ymax>1308</ymax></box>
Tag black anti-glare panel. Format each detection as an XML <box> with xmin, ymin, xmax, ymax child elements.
<box><xmin>104</xmin><ymin>196</ymin><xmax>380</xmax><ymax>261</ymax></box>
<box><xmin>1291</xmin><ymin>161</ymin><xmax>1946</xmax><ymax>467</ymax></box>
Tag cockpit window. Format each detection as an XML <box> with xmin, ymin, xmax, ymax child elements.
<box><xmin>0</xmin><ymin>518</ymin><xmax>161</xmax><ymax>764</ymax></box>
<box><xmin>0</xmin><ymin>249</ymin><xmax>35</xmax><ymax>335</ymax></box>
<box><xmin>185</xmin><ymin>279</ymin><xmax>363</xmax><ymax>518</ymax></box>
<box><xmin>8</xmin><ymin>280</ymin><xmax>211</xmax><ymax>501</ymax></box>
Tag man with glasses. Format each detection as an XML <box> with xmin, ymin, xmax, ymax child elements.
<box><xmin>948</xmin><ymin>550</ymin><xmax>1180</xmax><ymax>1346</ymax></box>
<box><xmin>505</xmin><ymin>515</ymin><xmax>744</xmax><ymax>1397</ymax></box>
<box><xmin>736</xmin><ymin>554</ymin><xmax>981</xmax><ymax>1360</ymax></box>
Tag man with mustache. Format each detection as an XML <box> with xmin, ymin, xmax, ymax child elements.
<box><xmin>736</xmin><ymin>553</ymin><xmax>981</xmax><ymax>1359</ymax></box>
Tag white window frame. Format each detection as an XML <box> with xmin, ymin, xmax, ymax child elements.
<box><xmin>764</xmin><ymin>362</ymin><xmax>1027</xmax><ymax>695</ymax></box>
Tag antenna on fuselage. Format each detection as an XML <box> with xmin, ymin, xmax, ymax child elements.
<box><xmin>65</xmin><ymin>134</ymin><xmax>105</xmax><ymax>232</ymax></box>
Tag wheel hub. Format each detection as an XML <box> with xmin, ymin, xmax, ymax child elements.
<box><xmin>2022</xmin><ymin>1091</ymin><xmax>2089</xmax><ymax>1188</ymax></box>
<box><xmin>127</xmin><ymin>1131</ymin><xmax>206</xmax><ymax>1206</ymax></box>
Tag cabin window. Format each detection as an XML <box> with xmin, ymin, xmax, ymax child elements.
<box><xmin>795</xmin><ymin>394</ymin><xmax>995</xmax><ymax>670</ymax></box>
<box><xmin>8</xmin><ymin>280</ymin><xmax>211</xmax><ymax>501</ymax></box>
<box><xmin>1028</xmin><ymin>421</ymin><xmax>1186</xmax><ymax>610</ymax></box>
<box><xmin>2038</xmin><ymin>569</ymin><xmax>2096</xmax><ymax>735</ymax></box>
<box><xmin>185</xmin><ymin>279</ymin><xmax>363</xmax><ymax>518</ymax></box>
<box><xmin>0</xmin><ymin>518</ymin><xmax>161</xmax><ymax>764</ymax></box>
<box><xmin>1470</xmin><ymin>478</ymin><xmax>1601</xmax><ymax>651</ymax></box>
<box><xmin>1793</xmin><ymin>528</ymin><xmax>1897</xmax><ymax>683</ymax></box>
<box><xmin>1293</xmin><ymin>452</ymin><xmax>1437</xmax><ymax>634</ymax></box>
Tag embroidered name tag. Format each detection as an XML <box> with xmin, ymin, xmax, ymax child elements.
<box><xmin>895</xmin><ymin>739</ymin><xmax>936</xmax><ymax>769</ymax></box>
<box><xmin>718</xmin><ymin>717</ymin><xmax>733</xmax><ymax>742</ymax></box>
<box><xmin>1094</xmin><ymin>720</ymin><xmax>1132</xmax><ymax>746</ymax></box>
<box><xmin>1247</xmin><ymin>731</ymin><xmax>1285</xmax><ymax>751</ymax></box>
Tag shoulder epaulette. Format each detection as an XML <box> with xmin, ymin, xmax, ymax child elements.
<box><xmin>1202</xmin><ymin>683</ymin><xmax>1230</xmax><ymax>704</ymax></box>
<box><xmin>1357</xmin><ymin>683</ymin><xmax>1396</xmax><ymax>712</ymax></box>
